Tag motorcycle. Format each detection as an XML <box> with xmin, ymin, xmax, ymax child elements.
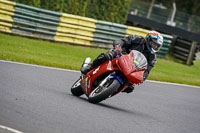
<box><xmin>71</xmin><ymin>50</ymin><xmax>147</xmax><ymax>104</ymax></box>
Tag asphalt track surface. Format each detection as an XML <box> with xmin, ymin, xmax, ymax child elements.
<box><xmin>0</xmin><ymin>60</ymin><xmax>200</xmax><ymax>133</ymax></box>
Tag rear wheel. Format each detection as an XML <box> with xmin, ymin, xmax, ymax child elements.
<box><xmin>71</xmin><ymin>78</ymin><xmax>84</xmax><ymax>96</ymax></box>
<box><xmin>88</xmin><ymin>79</ymin><xmax>120</xmax><ymax>104</ymax></box>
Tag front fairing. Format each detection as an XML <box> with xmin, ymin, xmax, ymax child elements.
<box><xmin>117</xmin><ymin>50</ymin><xmax>147</xmax><ymax>84</ymax></box>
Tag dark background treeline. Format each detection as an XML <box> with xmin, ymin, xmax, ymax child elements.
<box><xmin>9</xmin><ymin>0</ymin><xmax>131</xmax><ymax>24</ymax></box>
<box><xmin>8</xmin><ymin>0</ymin><xmax>200</xmax><ymax>26</ymax></box>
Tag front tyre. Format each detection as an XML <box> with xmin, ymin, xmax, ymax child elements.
<box><xmin>71</xmin><ymin>78</ymin><xmax>84</xmax><ymax>96</ymax></box>
<box><xmin>88</xmin><ymin>79</ymin><xmax>120</xmax><ymax>104</ymax></box>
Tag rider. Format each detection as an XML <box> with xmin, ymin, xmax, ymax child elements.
<box><xmin>81</xmin><ymin>30</ymin><xmax>163</xmax><ymax>93</ymax></box>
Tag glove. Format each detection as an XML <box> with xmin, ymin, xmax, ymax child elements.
<box><xmin>114</xmin><ymin>45</ymin><xmax>122</xmax><ymax>55</ymax></box>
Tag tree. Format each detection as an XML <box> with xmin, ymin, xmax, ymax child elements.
<box><xmin>9</xmin><ymin>0</ymin><xmax>132</xmax><ymax>24</ymax></box>
<box><xmin>86</xmin><ymin>0</ymin><xmax>131</xmax><ymax>24</ymax></box>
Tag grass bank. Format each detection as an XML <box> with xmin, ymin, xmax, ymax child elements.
<box><xmin>0</xmin><ymin>33</ymin><xmax>200</xmax><ymax>86</ymax></box>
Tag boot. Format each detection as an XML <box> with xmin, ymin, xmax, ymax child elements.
<box><xmin>122</xmin><ymin>85</ymin><xmax>135</xmax><ymax>93</ymax></box>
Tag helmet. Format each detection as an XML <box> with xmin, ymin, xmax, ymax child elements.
<box><xmin>145</xmin><ymin>31</ymin><xmax>163</xmax><ymax>53</ymax></box>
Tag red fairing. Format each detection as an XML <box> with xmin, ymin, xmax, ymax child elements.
<box><xmin>127</xmin><ymin>70</ymin><xmax>144</xmax><ymax>84</ymax></box>
<box><xmin>81</xmin><ymin>60</ymin><xmax>116</xmax><ymax>96</ymax></box>
<box><xmin>117</xmin><ymin>54</ymin><xmax>135</xmax><ymax>75</ymax></box>
<box><xmin>117</xmin><ymin>51</ymin><xmax>144</xmax><ymax>84</ymax></box>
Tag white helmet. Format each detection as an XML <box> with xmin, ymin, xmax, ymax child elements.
<box><xmin>145</xmin><ymin>31</ymin><xmax>163</xmax><ymax>53</ymax></box>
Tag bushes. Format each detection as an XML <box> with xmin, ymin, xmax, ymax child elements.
<box><xmin>85</xmin><ymin>0</ymin><xmax>131</xmax><ymax>24</ymax></box>
<box><xmin>10</xmin><ymin>0</ymin><xmax>131</xmax><ymax>24</ymax></box>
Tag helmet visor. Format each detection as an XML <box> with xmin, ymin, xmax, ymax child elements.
<box><xmin>150</xmin><ymin>41</ymin><xmax>161</xmax><ymax>52</ymax></box>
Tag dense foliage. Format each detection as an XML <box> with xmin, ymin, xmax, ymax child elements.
<box><xmin>10</xmin><ymin>0</ymin><xmax>131</xmax><ymax>24</ymax></box>
<box><xmin>8</xmin><ymin>0</ymin><xmax>200</xmax><ymax>32</ymax></box>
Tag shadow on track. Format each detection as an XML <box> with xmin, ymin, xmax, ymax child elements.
<box><xmin>52</xmin><ymin>90</ymin><xmax>155</xmax><ymax>120</ymax></box>
<box><xmin>69</xmin><ymin>93</ymin><xmax>135</xmax><ymax>114</ymax></box>
<box><xmin>44</xmin><ymin>89</ymin><xmax>158</xmax><ymax>121</ymax></box>
<box><xmin>66</xmin><ymin>93</ymin><xmax>155</xmax><ymax>120</ymax></box>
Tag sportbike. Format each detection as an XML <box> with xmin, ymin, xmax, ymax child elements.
<box><xmin>71</xmin><ymin>50</ymin><xmax>147</xmax><ymax>104</ymax></box>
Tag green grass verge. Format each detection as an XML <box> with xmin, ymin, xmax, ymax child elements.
<box><xmin>0</xmin><ymin>33</ymin><xmax>200</xmax><ymax>86</ymax></box>
<box><xmin>0</xmin><ymin>33</ymin><xmax>106</xmax><ymax>70</ymax></box>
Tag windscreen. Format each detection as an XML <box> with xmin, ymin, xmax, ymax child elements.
<box><xmin>132</xmin><ymin>50</ymin><xmax>148</xmax><ymax>69</ymax></box>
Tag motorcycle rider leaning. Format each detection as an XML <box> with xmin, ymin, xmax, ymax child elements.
<box><xmin>81</xmin><ymin>30</ymin><xmax>163</xmax><ymax>93</ymax></box>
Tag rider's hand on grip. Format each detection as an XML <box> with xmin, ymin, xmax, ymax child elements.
<box><xmin>114</xmin><ymin>45</ymin><xmax>122</xmax><ymax>55</ymax></box>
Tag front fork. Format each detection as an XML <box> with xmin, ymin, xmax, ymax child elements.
<box><xmin>108</xmin><ymin>72</ymin><xmax>133</xmax><ymax>93</ymax></box>
<box><xmin>108</xmin><ymin>72</ymin><xmax>123</xmax><ymax>84</ymax></box>
<box><xmin>96</xmin><ymin>72</ymin><xmax>124</xmax><ymax>89</ymax></box>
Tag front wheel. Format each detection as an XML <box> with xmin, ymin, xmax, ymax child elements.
<box><xmin>71</xmin><ymin>78</ymin><xmax>84</xmax><ymax>96</ymax></box>
<box><xmin>88</xmin><ymin>79</ymin><xmax>120</xmax><ymax>104</ymax></box>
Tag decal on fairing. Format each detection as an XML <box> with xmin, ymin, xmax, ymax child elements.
<box><xmin>134</xmin><ymin>59</ymin><xmax>139</xmax><ymax>65</ymax></box>
<box><xmin>107</xmin><ymin>60</ymin><xmax>112</xmax><ymax>70</ymax></box>
<box><xmin>92</xmin><ymin>66</ymin><xmax>100</xmax><ymax>75</ymax></box>
<box><xmin>87</xmin><ymin>79</ymin><xmax>90</xmax><ymax>91</ymax></box>
<box><xmin>84</xmin><ymin>77</ymin><xmax>88</xmax><ymax>94</ymax></box>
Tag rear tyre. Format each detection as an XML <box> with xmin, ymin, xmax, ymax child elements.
<box><xmin>88</xmin><ymin>79</ymin><xmax>120</xmax><ymax>104</ymax></box>
<box><xmin>71</xmin><ymin>78</ymin><xmax>84</xmax><ymax>96</ymax></box>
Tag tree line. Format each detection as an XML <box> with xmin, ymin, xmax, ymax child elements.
<box><xmin>8</xmin><ymin>0</ymin><xmax>200</xmax><ymax>31</ymax></box>
<box><xmin>9</xmin><ymin>0</ymin><xmax>131</xmax><ymax>24</ymax></box>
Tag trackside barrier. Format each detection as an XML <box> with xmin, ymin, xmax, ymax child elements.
<box><xmin>54</xmin><ymin>13</ymin><xmax>97</xmax><ymax>46</ymax></box>
<box><xmin>92</xmin><ymin>21</ymin><xmax>127</xmax><ymax>48</ymax></box>
<box><xmin>0</xmin><ymin>0</ymin><xmax>173</xmax><ymax>58</ymax></box>
<box><xmin>12</xmin><ymin>3</ymin><xmax>61</xmax><ymax>40</ymax></box>
<box><xmin>158</xmin><ymin>34</ymin><xmax>173</xmax><ymax>58</ymax></box>
<box><xmin>126</xmin><ymin>26</ymin><xmax>149</xmax><ymax>37</ymax></box>
<box><xmin>169</xmin><ymin>36</ymin><xmax>198</xmax><ymax>65</ymax></box>
<box><xmin>0</xmin><ymin>0</ymin><xmax>15</xmax><ymax>33</ymax></box>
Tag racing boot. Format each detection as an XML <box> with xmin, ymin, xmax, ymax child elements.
<box><xmin>122</xmin><ymin>85</ymin><xmax>135</xmax><ymax>93</ymax></box>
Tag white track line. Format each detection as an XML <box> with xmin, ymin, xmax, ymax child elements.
<box><xmin>146</xmin><ymin>80</ymin><xmax>200</xmax><ymax>88</ymax></box>
<box><xmin>0</xmin><ymin>60</ymin><xmax>199</xmax><ymax>88</ymax></box>
<box><xmin>0</xmin><ymin>125</ymin><xmax>23</xmax><ymax>133</ymax></box>
<box><xmin>0</xmin><ymin>60</ymin><xmax>79</xmax><ymax>73</ymax></box>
